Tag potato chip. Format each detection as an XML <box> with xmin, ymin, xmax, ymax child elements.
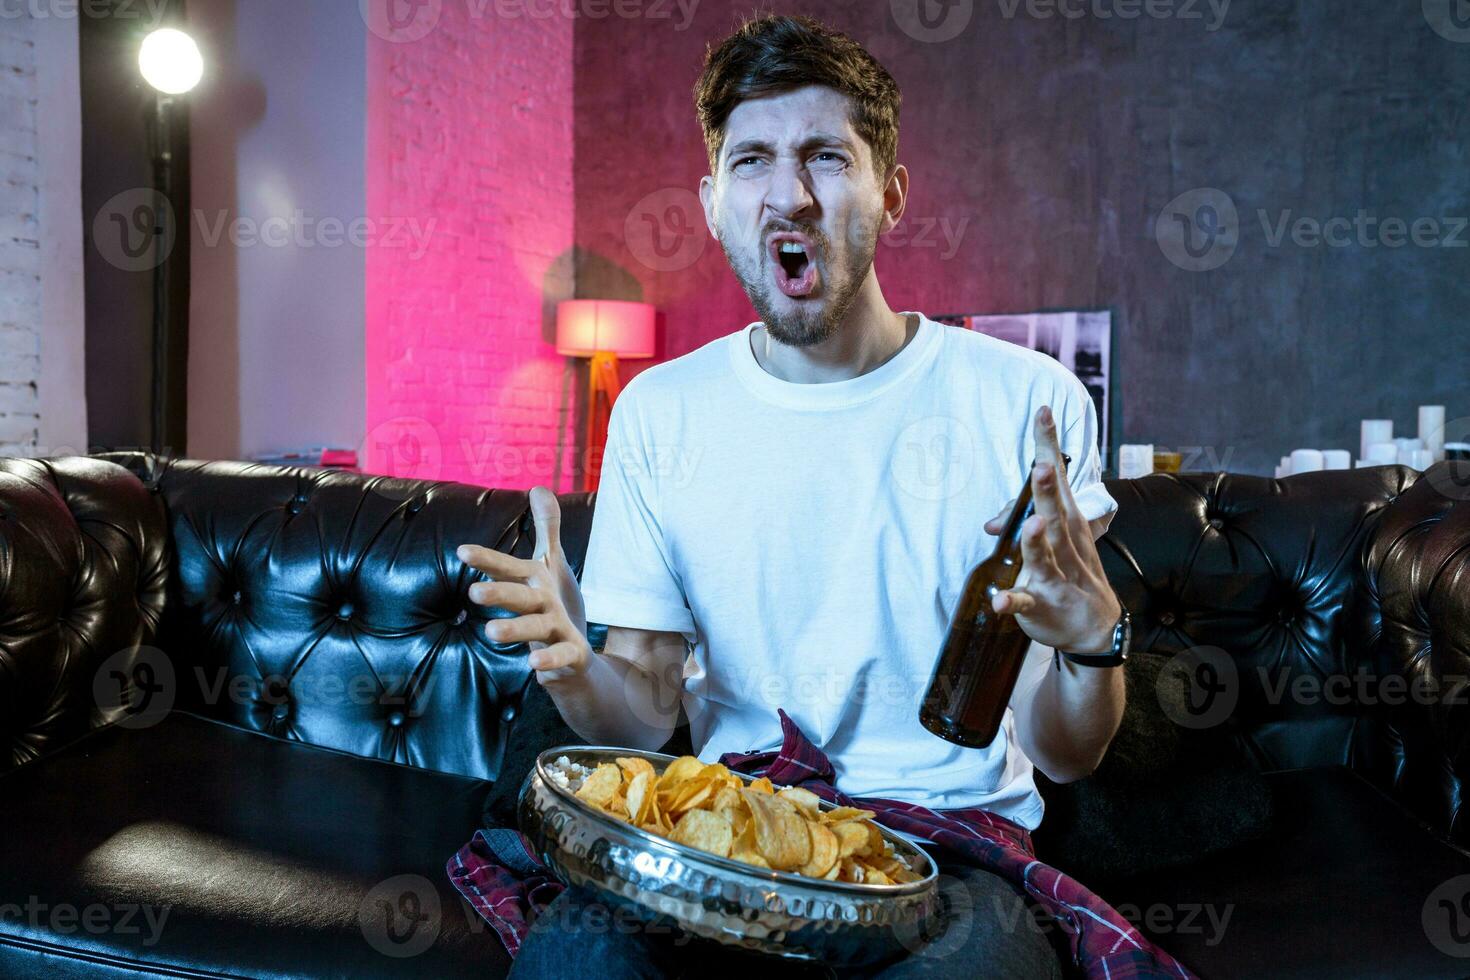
<box><xmin>799</xmin><ymin>821</ymin><xmax>839</xmax><ymax>878</ymax></box>
<box><xmin>656</xmin><ymin>755</ymin><xmax>705</xmax><ymax>790</ymax></box>
<box><xmin>741</xmin><ymin>788</ymin><xmax>812</xmax><ymax>871</ymax></box>
<box><xmin>777</xmin><ymin>786</ymin><xmax>822</xmax><ymax>817</ymax></box>
<box><xmin>712</xmin><ymin>785</ymin><xmax>742</xmax><ymax>814</ymax></box>
<box><xmin>575</xmin><ymin>763</ymin><xmax>623</xmax><ymax>809</ymax></box>
<box><xmin>625</xmin><ymin>770</ymin><xmax>653</xmax><ymax>824</ymax></box>
<box><xmin>831</xmin><ymin>821</ymin><xmax>870</xmax><ymax>859</ymax></box>
<box><xmin>820</xmin><ymin>806</ymin><xmax>876</xmax><ymax>824</ymax></box>
<box><xmin>616</xmin><ymin>756</ymin><xmax>656</xmax><ymax>781</ymax></box>
<box><xmin>671</xmin><ymin>808</ymin><xmax>734</xmax><ymax>858</ymax></box>
<box><xmin>746</xmin><ymin>776</ymin><xmax>776</xmax><ymax>795</ymax></box>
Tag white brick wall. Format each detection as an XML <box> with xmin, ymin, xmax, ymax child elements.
<box><xmin>0</xmin><ymin>17</ymin><xmax>39</xmax><ymax>456</ymax></box>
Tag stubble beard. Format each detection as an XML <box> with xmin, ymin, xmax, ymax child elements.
<box><xmin>718</xmin><ymin>212</ymin><xmax>882</xmax><ymax>349</ymax></box>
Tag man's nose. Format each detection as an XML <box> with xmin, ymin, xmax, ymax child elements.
<box><xmin>764</xmin><ymin>159</ymin><xmax>816</xmax><ymax>221</ymax></box>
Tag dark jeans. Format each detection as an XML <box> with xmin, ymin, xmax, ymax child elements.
<box><xmin>509</xmin><ymin>860</ymin><xmax>1069</xmax><ymax>980</ymax></box>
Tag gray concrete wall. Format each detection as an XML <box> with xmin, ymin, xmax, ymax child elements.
<box><xmin>574</xmin><ymin>0</ymin><xmax>1470</xmax><ymax>474</ymax></box>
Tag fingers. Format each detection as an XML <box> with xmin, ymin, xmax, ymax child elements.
<box><xmin>1018</xmin><ymin>513</ymin><xmax>1065</xmax><ymax>584</ymax></box>
<box><xmin>1033</xmin><ymin>405</ymin><xmax>1064</xmax><ymax>471</ymax></box>
<box><xmin>467</xmin><ymin>579</ymin><xmax>544</xmax><ymax>614</ymax></box>
<box><xmin>528</xmin><ymin>486</ymin><xmax>562</xmax><ymax>562</ymax></box>
<box><xmin>1031</xmin><ymin>462</ymin><xmax>1086</xmax><ymax>571</ymax></box>
<box><xmin>530</xmin><ymin>640</ymin><xmax>586</xmax><ymax>674</ymax></box>
<box><xmin>984</xmin><ymin>497</ymin><xmax>1017</xmax><ymax>535</ymax></box>
<box><xmin>484</xmin><ymin>612</ymin><xmax>560</xmax><ymax>646</ymax></box>
<box><xmin>993</xmin><ymin>588</ymin><xmax>1037</xmax><ymax>616</ymax></box>
<box><xmin>457</xmin><ymin>543</ymin><xmax>537</xmax><ymax>582</ymax></box>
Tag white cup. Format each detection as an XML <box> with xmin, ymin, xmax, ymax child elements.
<box><xmin>1408</xmin><ymin>449</ymin><xmax>1434</xmax><ymax>471</ymax></box>
<box><xmin>1419</xmin><ymin>405</ymin><xmax>1446</xmax><ymax>462</ymax></box>
<box><xmin>1366</xmin><ymin>442</ymin><xmax>1399</xmax><ymax>465</ymax></box>
<box><xmin>1395</xmin><ymin>438</ymin><xmax>1425</xmax><ymax>465</ymax></box>
<box><xmin>1361</xmin><ymin>420</ymin><xmax>1393</xmax><ymax>463</ymax></box>
<box><xmin>1290</xmin><ymin>449</ymin><xmax>1325</xmax><ymax>473</ymax></box>
<box><xmin>1118</xmin><ymin>444</ymin><xmax>1154</xmax><ymax>479</ymax></box>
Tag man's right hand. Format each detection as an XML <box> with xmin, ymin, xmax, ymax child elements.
<box><xmin>457</xmin><ymin>486</ymin><xmax>591</xmax><ymax>686</ymax></box>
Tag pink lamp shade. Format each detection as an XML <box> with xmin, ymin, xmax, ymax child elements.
<box><xmin>555</xmin><ymin>300</ymin><xmax>656</xmax><ymax>358</ymax></box>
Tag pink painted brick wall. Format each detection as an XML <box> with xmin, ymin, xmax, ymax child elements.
<box><xmin>366</xmin><ymin>5</ymin><xmax>576</xmax><ymax>492</ymax></box>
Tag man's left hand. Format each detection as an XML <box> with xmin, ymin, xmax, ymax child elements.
<box><xmin>983</xmin><ymin>405</ymin><xmax>1121</xmax><ymax>654</ymax></box>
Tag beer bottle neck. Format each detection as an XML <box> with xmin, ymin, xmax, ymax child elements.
<box><xmin>993</xmin><ymin>454</ymin><xmax>1068</xmax><ymax>558</ymax></box>
<box><xmin>994</xmin><ymin>472</ymin><xmax>1036</xmax><ymax>557</ymax></box>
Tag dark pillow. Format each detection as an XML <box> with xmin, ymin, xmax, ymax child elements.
<box><xmin>478</xmin><ymin>638</ymin><xmax>694</xmax><ymax>830</ymax></box>
<box><xmin>480</xmin><ymin>677</ymin><xmax>583</xmax><ymax>829</ymax></box>
<box><xmin>1031</xmin><ymin>651</ymin><xmax>1275</xmax><ymax>883</ymax></box>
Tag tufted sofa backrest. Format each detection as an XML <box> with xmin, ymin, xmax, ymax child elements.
<box><xmin>0</xmin><ymin>457</ymin><xmax>169</xmax><ymax>773</ymax></box>
<box><xmin>12</xmin><ymin>453</ymin><xmax>1466</xmax><ymax>846</ymax></box>
<box><xmin>1097</xmin><ymin>462</ymin><xmax>1469</xmax><ymax>846</ymax></box>
<box><xmin>94</xmin><ymin>452</ymin><xmax>595</xmax><ymax>784</ymax></box>
<box><xmin>1353</xmin><ymin>463</ymin><xmax>1470</xmax><ymax>844</ymax></box>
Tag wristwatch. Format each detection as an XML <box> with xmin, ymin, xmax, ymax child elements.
<box><xmin>1056</xmin><ymin>608</ymin><xmax>1131</xmax><ymax>668</ymax></box>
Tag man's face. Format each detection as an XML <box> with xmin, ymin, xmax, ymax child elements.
<box><xmin>699</xmin><ymin>85</ymin><xmax>896</xmax><ymax>347</ymax></box>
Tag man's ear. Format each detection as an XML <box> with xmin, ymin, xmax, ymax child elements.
<box><xmin>879</xmin><ymin>163</ymin><xmax>909</xmax><ymax>236</ymax></box>
<box><xmin>698</xmin><ymin>174</ymin><xmax>718</xmax><ymax>239</ymax></box>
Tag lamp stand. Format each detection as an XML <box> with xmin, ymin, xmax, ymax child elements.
<box><xmin>584</xmin><ymin>351</ymin><xmax>623</xmax><ymax>493</ymax></box>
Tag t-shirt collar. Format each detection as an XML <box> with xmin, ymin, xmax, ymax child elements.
<box><xmin>728</xmin><ymin>310</ymin><xmax>942</xmax><ymax>410</ymax></box>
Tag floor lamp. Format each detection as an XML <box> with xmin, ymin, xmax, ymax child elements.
<box><xmin>555</xmin><ymin>300</ymin><xmax>656</xmax><ymax>493</ymax></box>
<box><xmin>139</xmin><ymin>27</ymin><xmax>203</xmax><ymax>455</ymax></box>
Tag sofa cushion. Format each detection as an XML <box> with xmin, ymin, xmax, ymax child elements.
<box><xmin>1033</xmin><ymin>652</ymin><xmax>1274</xmax><ymax>881</ymax></box>
<box><xmin>1092</xmin><ymin>767</ymin><xmax>1470</xmax><ymax>979</ymax></box>
<box><xmin>0</xmin><ymin>712</ymin><xmax>508</xmax><ymax>978</ymax></box>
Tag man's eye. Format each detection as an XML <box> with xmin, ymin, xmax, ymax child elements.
<box><xmin>733</xmin><ymin>156</ymin><xmax>762</xmax><ymax>170</ymax></box>
<box><xmin>813</xmin><ymin>152</ymin><xmax>845</xmax><ymax>164</ymax></box>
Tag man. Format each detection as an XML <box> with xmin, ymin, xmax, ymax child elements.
<box><xmin>457</xmin><ymin>14</ymin><xmax>1135</xmax><ymax>978</ymax></box>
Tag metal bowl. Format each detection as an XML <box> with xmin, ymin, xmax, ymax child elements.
<box><xmin>517</xmin><ymin>745</ymin><xmax>942</xmax><ymax>966</ymax></box>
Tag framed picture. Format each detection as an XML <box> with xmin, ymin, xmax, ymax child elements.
<box><xmin>933</xmin><ymin>310</ymin><xmax>1112</xmax><ymax>467</ymax></box>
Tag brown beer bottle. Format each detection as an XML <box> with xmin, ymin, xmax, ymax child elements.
<box><xmin>919</xmin><ymin>455</ymin><xmax>1068</xmax><ymax>748</ymax></box>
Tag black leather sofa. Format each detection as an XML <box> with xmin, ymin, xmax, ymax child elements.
<box><xmin>1</xmin><ymin>452</ymin><xmax>1467</xmax><ymax>978</ymax></box>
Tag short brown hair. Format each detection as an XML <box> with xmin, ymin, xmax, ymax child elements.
<box><xmin>693</xmin><ymin>14</ymin><xmax>902</xmax><ymax>184</ymax></box>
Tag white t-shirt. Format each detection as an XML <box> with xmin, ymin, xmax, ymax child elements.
<box><xmin>579</xmin><ymin>311</ymin><xmax>1118</xmax><ymax>829</ymax></box>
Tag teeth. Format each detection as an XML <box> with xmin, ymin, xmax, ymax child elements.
<box><xmin>778</xmin><ymin>242</ymin><xmax>806</xmax><ymax>255</ymax></box>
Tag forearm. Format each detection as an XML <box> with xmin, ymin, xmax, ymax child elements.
<box><xmin>540</xmin><ymin>651</ymin><xmax>678</xmax><ymax>752</ymax></box>
<box><xmin>1017</xmin><ymin>653</ymin><xmax>1126</xmax><ymax>783</ymax></box>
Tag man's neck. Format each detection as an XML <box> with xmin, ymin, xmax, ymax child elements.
<box><xmin>750</xmin><ymin>289</ymin><xmax>917</xmax><ymax>384</ymax></box>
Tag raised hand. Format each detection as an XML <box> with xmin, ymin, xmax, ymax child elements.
<box><xmin>457</xmin><ymin>486</ymin><xmax>592</xmax><ymax>685</ymax></box>
<box><xmin>991</xmin><ymin>406</ymin><xmax>1121</xmax><ymax>653</ymax></box>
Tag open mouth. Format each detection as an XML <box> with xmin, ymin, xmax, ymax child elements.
<box><xmin>769</xmin><ymin>235</ymin><xmax>820</xmax><ymax>298</ymax></box>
